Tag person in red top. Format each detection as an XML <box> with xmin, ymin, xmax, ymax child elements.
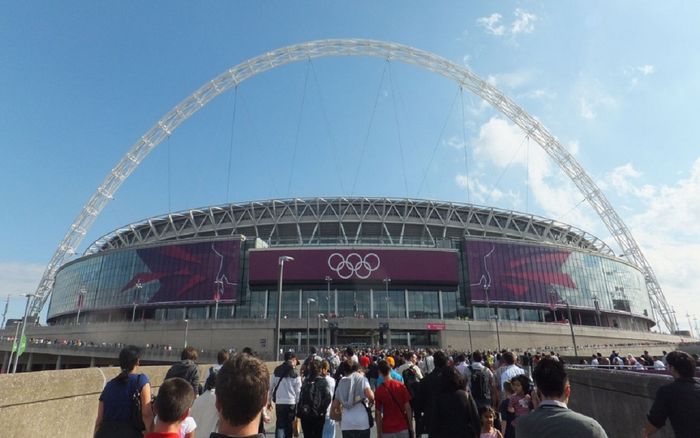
<box><xmin>146</xmin><ymin>377</ymin><xmax>195</xmax><ymax>438</ymax></box>
<box><xmin>375</xmin><ymin>359</ymin><xmax>414</xmax><ymax>438</ymax></box>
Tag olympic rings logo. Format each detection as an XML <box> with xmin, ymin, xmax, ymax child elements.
<box><xmin>327</xmin><ymin>252</ymin><xmax>381</xmax><ymax>280</ymax></box>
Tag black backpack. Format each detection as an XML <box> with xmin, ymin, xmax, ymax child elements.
<box><xmin>468</xmin><ymin>365</ymin><xmax>489</xmax><ymax>402</ymax></box>
<box><xmin>297</xmin><ymin>376</ymin><xmax>331</xmax><ymax>418</ymax></box>
<box><xmin>402</xmin><ymin>365</ymin><xmax>420</xmax><ymax>398</ymax></box>
<box><xmin>204</xmin><ymin>366</ymin><xmax>217</xmax><ymax>392</ymax></box>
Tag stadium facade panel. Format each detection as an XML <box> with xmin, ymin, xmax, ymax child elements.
<box><xmin>47</xmin><ymin>198</ymin><xmax>655</xmax><ymax>339</ymax></box>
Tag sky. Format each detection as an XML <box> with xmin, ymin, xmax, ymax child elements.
<box><xmin>1</xmin><ymin>1</ymin><xmax>699</xmax><ymax>334</ymax></box>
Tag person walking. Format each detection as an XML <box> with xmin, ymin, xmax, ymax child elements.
<box><xmin>375</xmin><ymin>359</ymin><xmax>414</xmax><ymax>438</ymax></box>
<box><xmin>165</xmin><ymin>346</ymin><xmax>202</xmax><ymax>396</ymax></box>
<box><xmin>430</xmin><ymin>365</ymin><xmax>480</xmax><ymax>438</ymax></box>
<box><xmin>297</xmin><ymin>360</ymin><xmax>332</xmax><ymax>438</ymax></box>
<box><xmin>515</xmin><ymin>357</ymin><xmax>607</xmax><ymax>438</ymax></box>
<box><xmin>644</xmin><ymin>351</ymin><xmax>700</xmax><ymax>437</ymax></box>
<box><xmin>269</xmin><ymin>351</ymin><xmax>302</xmax><ymax>438</ymax></box>
<box><xmin>336</xmin><ymin>361</ymin><xmax>374</xmax><ymax>438</ymax></box>
<box><xmin>94</xmin><ymin>346</ymin><xmax>153</xmax><ymax>437</ymax></box>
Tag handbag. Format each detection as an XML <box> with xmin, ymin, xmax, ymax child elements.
<box><xmin>364</xmin><ymin>400</ymin><xmax>375</xmax><ymax>428</ymax></box>
<box><xmin>330</xmin><ymin>398</ymin><xmax>343</xmax><ymax>421</ymax></box>
<box><xmin>292</xmin><ymin>417</ymin><xmax>301</xmax><ymax>437</ymax></box>
<box><xmin>130</xmin><ymin>374</ymin><xmax>146</xmax><ymax>431</ymax></box>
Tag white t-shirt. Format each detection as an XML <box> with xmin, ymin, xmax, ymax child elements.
<box><xmin>339</xmin><ymin>377</ymin><xmax>370</xmax><ymax>431</ymax></box>
<box><xmin>190</xmin><ymin>389</ymin><xmax>219</xmax><ymax>435</ymax></box>
<box><xmin>324</xmin><ymin>374</ymin><xmax>336</xmax><ymax>417</ymax></box>
<box><xmin>180</xmin><ymin>416</ymin><xmax>196</xmax><ymax>437</ymax></box>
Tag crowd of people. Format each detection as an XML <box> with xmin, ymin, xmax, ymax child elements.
<box><xmin>90</xmin><ymin>342</ymin><xmax>700</xmax><ymax>438</ymax></box>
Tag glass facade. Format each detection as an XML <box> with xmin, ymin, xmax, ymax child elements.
<box><xmin>48</xmin><ymin>236</ymin><xmax>654</xmax><ymax>331</ymax></box>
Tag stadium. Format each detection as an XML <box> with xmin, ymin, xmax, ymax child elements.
<box><xmin>3</xmin><ymin>40</ymin><xmax>684</xmax><ymax>364</ymax></box>
<box><xmin>44</xmin><ymin>197</ymin><xmax>660</xmax><ymax>355</ymax></box>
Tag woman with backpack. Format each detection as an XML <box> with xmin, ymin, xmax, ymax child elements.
<box><xmin>297</xmin><ymin>360</ymin><xmax>332</xmax><ymax>438</ymax></box>
<box><xmin>94</xmin><ymin>346</ymin><xmax>153</xmax><ymax>438</ymax></box>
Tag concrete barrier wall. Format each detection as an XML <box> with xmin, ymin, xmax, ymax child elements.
<box><xmin>567</xmin><ymin>368</ymin><xmax>676</xmax><ymax>438</ymax></box>
<box><xmin>0</xmin><ymin>365</ymin><xmax>206</xmax><ymax>438</ymax></box>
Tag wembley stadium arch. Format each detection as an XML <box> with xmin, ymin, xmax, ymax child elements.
<box><xmin>30</xmin><ymin>39</ymin><xmax>678</xmax><ymax>333</ymax></box>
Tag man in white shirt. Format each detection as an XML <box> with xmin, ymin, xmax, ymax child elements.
<box><xmin>653</xmin><ymin>357</ymin><xmax>666</xmax><ymax>370</ymax></box>
<box><xmin>269</xmin><ymin>351</ymin><xmax>302</xmax><ymax>438</ymax></box>
<box><xmin>498</xmin><ymin>352</ymin><xmax>525</xmax><ymax>398</ymax></box>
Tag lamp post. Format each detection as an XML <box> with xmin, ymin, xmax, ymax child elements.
<box><xmin>493</xmin><ymin>308</ymin><xmax>501</xmax><ymax>352</ymax></box>
<box><xmin>317</xmin><ymin>313</ymin><xmax>324</xmax><ymax>349</ymax></box>
<box><xmin>6</xmin><ymin>303</ymin><xmax>22</xmax><ymax>373</ymax></box>
<box><xmin>276</xmin><ymin>256</ymin><xmax>294</xmax><ymax>362</ymax></box>
<box><xmin>467</xmin><ymin>320</ymin><xmax>473</xmax><ymax>352</ymax></box>
<box><xmin>1</xmin><ymin>294</ymin><xmax>11</xmax><ymax>330</ymax></box>
<box><xmin>383</xmin><ymin>277</ymin><xmax>391</xmax><ymax>348</ymax></box>
<box><xmin>306</xmin><ymin>298</ymin><xmax>316</xmax><ymax>354</ymax></box>
<box><xmin>12</xmin><ymin>293</ymin><xmax>35</xmax><ymax>373</ymax></box>
<box><xmin>76</xmin><ymin>286</ymin><xmax>87</xmax><ymax>325</ymax></box>
<box><xmin>592</xmin><ymin>295</ymin><xmax>601</xmax><ymax>326</ymax></box>
<box><xmin>325</xmin><ymin>276</ymin><xmax>332</xmax><ymax>317</ymax></box>
<box><xmin>686</xmin><ymin>312</ymin><xmax>695</xmax><ymax>338</ymax></box>
<box><xmin>131</xmin><ymin>280</ymin><xmax>142</xmax><ymax>323</ymax></box>
<box><xmin>323</xmin><ymin>318</ymin><xmax>329</xmax><ymax>348</ymax></box>
<box><xmin>214</xmin><ymin>279</ymin><xmax>223</xmax><ymax>320</ymax></box>
<box><xmin>563</xmin><ymin>299</ymin><xmax>578</xmax><ymax>359</ymax></box>
<box><xmin>183</xmin><ymin>319</ymin><xmax>189</xmax><ymax>348</ymax></box>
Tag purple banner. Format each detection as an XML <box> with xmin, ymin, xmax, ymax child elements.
<box><xmin>249</xmin><ymin>248</ymin><xmax>459</xmax><ymax>285</ymax></box>
<box><xmin>465</xmin><ymin>240</ymin><xmax>576</xmax><ymax>304</ymax></box>
<box><xmin>122</xmin><ymin>240</ymin><xmax>241</xmax><ymax>303</ymax></box>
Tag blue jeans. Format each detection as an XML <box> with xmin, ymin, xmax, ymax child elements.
<box><xmin>322</xmin><ymin>417</ymin><xmax>336</xmax><ymax>438</ymax></box>
<box><xmin>275</xmin><ymin>404</ymin><xmax>296</xmax><ymax>438</ymax></box>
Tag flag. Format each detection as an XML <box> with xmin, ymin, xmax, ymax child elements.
<box><xmin>11</xmin><ymin>339</ymin><xmax>17</xmax><ymax>353</ymax></box>
<box><xmin>17</xmin><ymin>335</ymin><xmax>27</xmax><ymax>357</ymax></box>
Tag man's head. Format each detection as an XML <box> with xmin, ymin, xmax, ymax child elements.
<box><xmin>503</xmin><ymin>351</ymin><xmax>516</xmax><ymax>365</ymax></box>
<box><xmin>377</xmin><ymin>359</ymin><xmax>391</xmax><ymax>377</ymax></box>
<box><xmin>310</xmin><ymin>346</ymin><xmax>317</xmax><ymax>355</ymax></box>
<box><xmin>344</xmin><ymin>347</ymin><xmax>355</xmax><ymax>363</ymax></box>
<box><xmin>532</xmin><ymin>357</ymin><xmax>569</xmax><ymax>402</ymax></box>
<box><xmin>433</xmin><ymin>350</ymin><xmax>448</xmax><ymax>369</ymax></box>
<box><xmin>666</xmin><ymin>351</ymin><xmax>696</xmax><ymax>378</ymax></box>
<box><xmin>155</xmin><ymin>377</ymin><xmax>195</xmax><ymax>423</ymax></box>
<box><xmin>284</xmin><ymin>351</ymin><xmax>296</xmax><ymax>364</ymax></box>
<box><xmin>181</xmin><ymin>346</ymin><xmax>198</xmax><ymax>361</ymax></box>
<box><xmin>472</xmin><ymin>350</ymin><xmax>483</xmax><ymax>363</ymax></box>
<box><xmin>217</xmin><ymin>349</ymin><xmax>230</xmax><ymax>365</ymax></box>
<box><xmin>216</xmin><ymin>353</ymin><xmax>270</xmax><ymax>427</ymax></box>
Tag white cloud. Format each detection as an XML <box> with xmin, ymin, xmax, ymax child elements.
<box><xmin>638</xmin><ymin>64</ymin><xmax>655</xmax><ymax>76</ymax></box>
<box><xmin>477</xmin><ymin>9</ymin><xmax>538</xmax><ymax>37</ymax></box>
<box><xmin>580</xmin><ymin>98</ymin><xmax>595</xmax><ymax>119</ymax></box>
<box><xmin>488</xmin><ymin>70</ymin><xmax>534</xmax><ymax>89</ymax></box>
<box><xmin>511</xmin><ymin>8</ymin><xmax>538</xmax><ymax>35</ymax></box>
<box><xmin>477</xmin><ymin>13</ymin><xmax>506</xmax><ymax>36</ymax></box>
<box><xmin>0</xmin><ymin>261</ymin><xmax>45</xmax><ymax>299</ymax></box>
<box><xmin>602</xmin><ymin>158</ymin><xmax>700</xmax><ymax>329</ymax></box>
<box><xmin>445</xmin><ymin>136</ymin><xmax>466</xmax><ymax>150</ymax></box>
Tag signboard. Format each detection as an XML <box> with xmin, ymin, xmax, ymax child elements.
<box><xmin>426</xmin><ymin>323</ymin><xmax>446</xmax><ymax>330</ymax></box>
<box><xmin>249</xmin><ymin>248</ymin><xmax>459</xmax><ymax>285</ymax></box>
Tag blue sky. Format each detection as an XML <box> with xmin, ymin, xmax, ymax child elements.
<box><xmin>1</xmin><ymin>1</ymin><xmax>699</xmax><ymax>334</ymax></box>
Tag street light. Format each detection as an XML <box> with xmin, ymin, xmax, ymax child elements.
<box><xmin>184</xmin><ymin>319</ymin><xmax>189</xmax><ymax>348</ymax></box>
<box><xmin>276</xmin><ymin>256</ymin><xmax>294</xmax><ymax>362</ymax></box>
<box><xmin>317</xmin><ymin>313</ymin><xmax>324</xmax><ymax>349</ymax></box>
<box><xmin>306</xmin><ymin>298</ymin><xmax>316</xmax><ymax>354</ymax></box>
<box><xmin>383</xmin><ymin>277</ymin><xmax>391</xmax><ymax>348</ymax></box>
<box><xmin>12</xmin><ymin>293</ymin><xmax>35</xmax><ymax>374</ymax></box>
<box><xmin>686</xmin><ymin>312</ymin><xmax>695</xmax><ymax>338</ymax></box>
<box><xmin>76</xmin><ymin>286</ymin><xmax>87</xmax><ymax>325</ymax></box>
<box><xmin>592</xmin><ymin>295</ymin><xmax>601</xmax><ymax>326</ymax></box>
<box><xmin>325</xmin><ymin>276</ymin><xmax>332</xmax><ymax>317</ymax></box>
<box><xmin>214</xmin><ymin>279</ymin><xmax>223</xmax><ymax>320</ymax></box>
<box><xmin>564</xmin><ymin>299</ymin><xmax>579</xmax><ymax>359</ymax></box>
<box><xmin>492</xmin><ymin>309</ymin><xmax>501</xmax><ymax>352</ymax></box>
<box><xmin>132</xmin><ymin>280</ymin><xmax>142</xmax><ymax>323</ymax></box>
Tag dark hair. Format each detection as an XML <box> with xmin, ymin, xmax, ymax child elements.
<box><xmin>242</xmin><ymin>347</ymin><xmax>253</xmax><ymax>355</ymax></box>
<box><xmin>510</xmin><ymin>374</ymin><xmax>532</xmax><ymax>395</ymax></box>
<box><xmin>503</xmin><ymin>380</ymin><xmax>513</xmax><ymax>395</ymax></box>
<box><xmin>217</xmin><ymin>349</ymin><xmax>230</xmax><ymax>365</ymax></box>
<box><xmin>479</xmin><ymin>405</ymin><xmax>496</xmax><ymax>420</ymax></box>
<box><xmin>456</xmin><ymin>353</ymin><xmax>466</xmax><ymax>363</ymax></box>
<box><xmin>503</xmin><ymin>352</ymin><xmax>515</xmax><ymax>365</ymax></box>
<box><xmin>377</xmin><ymin>360</ymin><xmax>391</xmax><ymax>376</ymax></box>
<box><xmin>181</xmin><ymin>346</ymin><xmax>198</xmax><ymax>361</ymax></box>
<box><xmin>216</xmin><ymin>353</ymin><xmax>269</xmax><ymax>426</ymax></box>
<box><xmin>116</xmin><ymin>346</ymin><xmax>142</xmax><ymax>382</ymax></box>
<box><xmin>403</xmin><ymin>351</ymin><xmax>414</xmax><ymax>361</ymax></box>
<box><xmin>441</xmin><ymin>365</ymin><xmax>467</xmax><ymax>392</ymax></box>
<box><xmin>310</xmin><ymin>346</ymin><xmax>317</xmax><ymax>354</ymax></box>
<box><xmin>666</xmin><ymin>351</ymin><xmax>696</xmax><ymax>378</ymax></box>
<box><xmin>307</xmin><ymin>359</ymin><xmax>320</xmax><ymax>377</ymax></box>
<box><xmin>284</xmin><ymin>351</ymin><xmax>296</xmax><ymax>361</ymax></box>
<box><xmin>433</xmin><ymin>350</ymin><xmax>448</xmax><ymax>368</ymax></box>
<box><xmin>155</xmin><ymin>377</ymin><xmax>195</xmax><ymax>422</ymax></box>
<box><xmin>532</xmin><ymin>357</ymin><xmax>567</xmax><ymax>398</ymax></box>
<box><xmin>345</xmin><ymin>347</ymin><xmax>355</xmax><ymax>357</ymax></box>
<box><xmin>472</xmin><ymin>350</ymin><xmax>483</xmax><ymax>362</ymax></box>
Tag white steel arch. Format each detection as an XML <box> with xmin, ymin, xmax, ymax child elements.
<box><xmin>30</xmin><ymin>39</ymin><xmax>678</xmax><ymax>332</ymax></box>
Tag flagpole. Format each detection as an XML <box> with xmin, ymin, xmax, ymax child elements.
<box><xmin>12</xmin><ymin>293</ymin><xmax>34</xmax><ymax>374</ymax></box>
